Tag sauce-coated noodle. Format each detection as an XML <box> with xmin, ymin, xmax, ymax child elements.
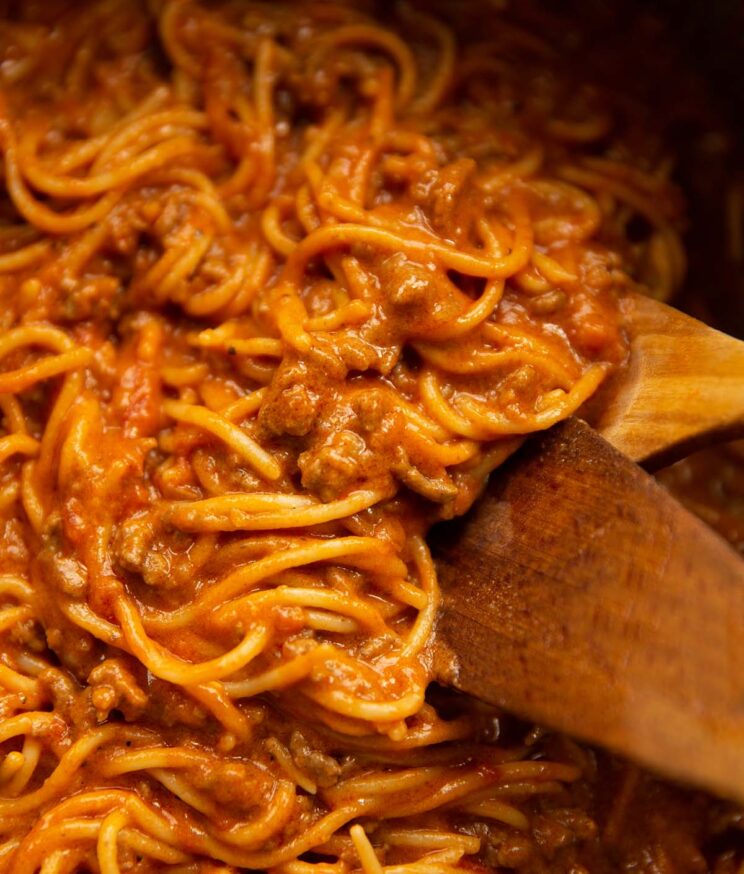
<box><xmin>0</xmin><ymin>1</ymin><xmax>692</xmax><ymax>871</ymax></box>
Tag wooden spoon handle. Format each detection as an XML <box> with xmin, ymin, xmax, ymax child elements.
<box><xmin>593</xmin><ymin>293</ymin><xmax>744</xmax><ymax>467</ymax></box>
<box><xmin>432</xmin><ymin>418</ymin><xmax>744</xmax><ymax>802</ymax></box>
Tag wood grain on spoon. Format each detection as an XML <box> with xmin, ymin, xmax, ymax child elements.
<box><xmin>432</xmin><ymin>418</ymin><xmax>744</xmax><ymax>803</ymax></box>
<box><xmin>593</xmin><ymin>291</ymin><xmax>744</xmax><ymax>467</ymax></box>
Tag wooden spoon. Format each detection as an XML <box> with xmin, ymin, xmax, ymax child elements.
<box><xmin>593</xmin><ymin>291</ymin><xmax>744</xmax><ymax>467</ymax></box>
<box><xmin>431</xmin><ymin>295</ymin><xmax>744</xmax><ymax>802</ymax></box>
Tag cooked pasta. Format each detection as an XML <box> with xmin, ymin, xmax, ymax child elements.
<box><xmin>0</xmin><ymin>1</ymin><xmax>705</xmax><ymax>871</ymax></box>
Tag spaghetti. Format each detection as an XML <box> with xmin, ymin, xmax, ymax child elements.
<box><xmin>0</xmin><ymin>1</ymin><xmax>693</xmax><ymax>871</ymax></box>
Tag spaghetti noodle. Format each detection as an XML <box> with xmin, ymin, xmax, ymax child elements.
<box><xmin>0</xmin><ymin>1</ymin><xmax>695</xmax><ymax>871</ymax></box>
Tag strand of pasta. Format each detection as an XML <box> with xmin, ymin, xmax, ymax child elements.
<box><xmin>162</xmin><ymin>399</ymin><xmax>282</xmax><ymax>481</ymax></box>
<box><xmin>165</xmin><ymin>488</ymin><xmax>389</xmax><ymax>532</ymax></box>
